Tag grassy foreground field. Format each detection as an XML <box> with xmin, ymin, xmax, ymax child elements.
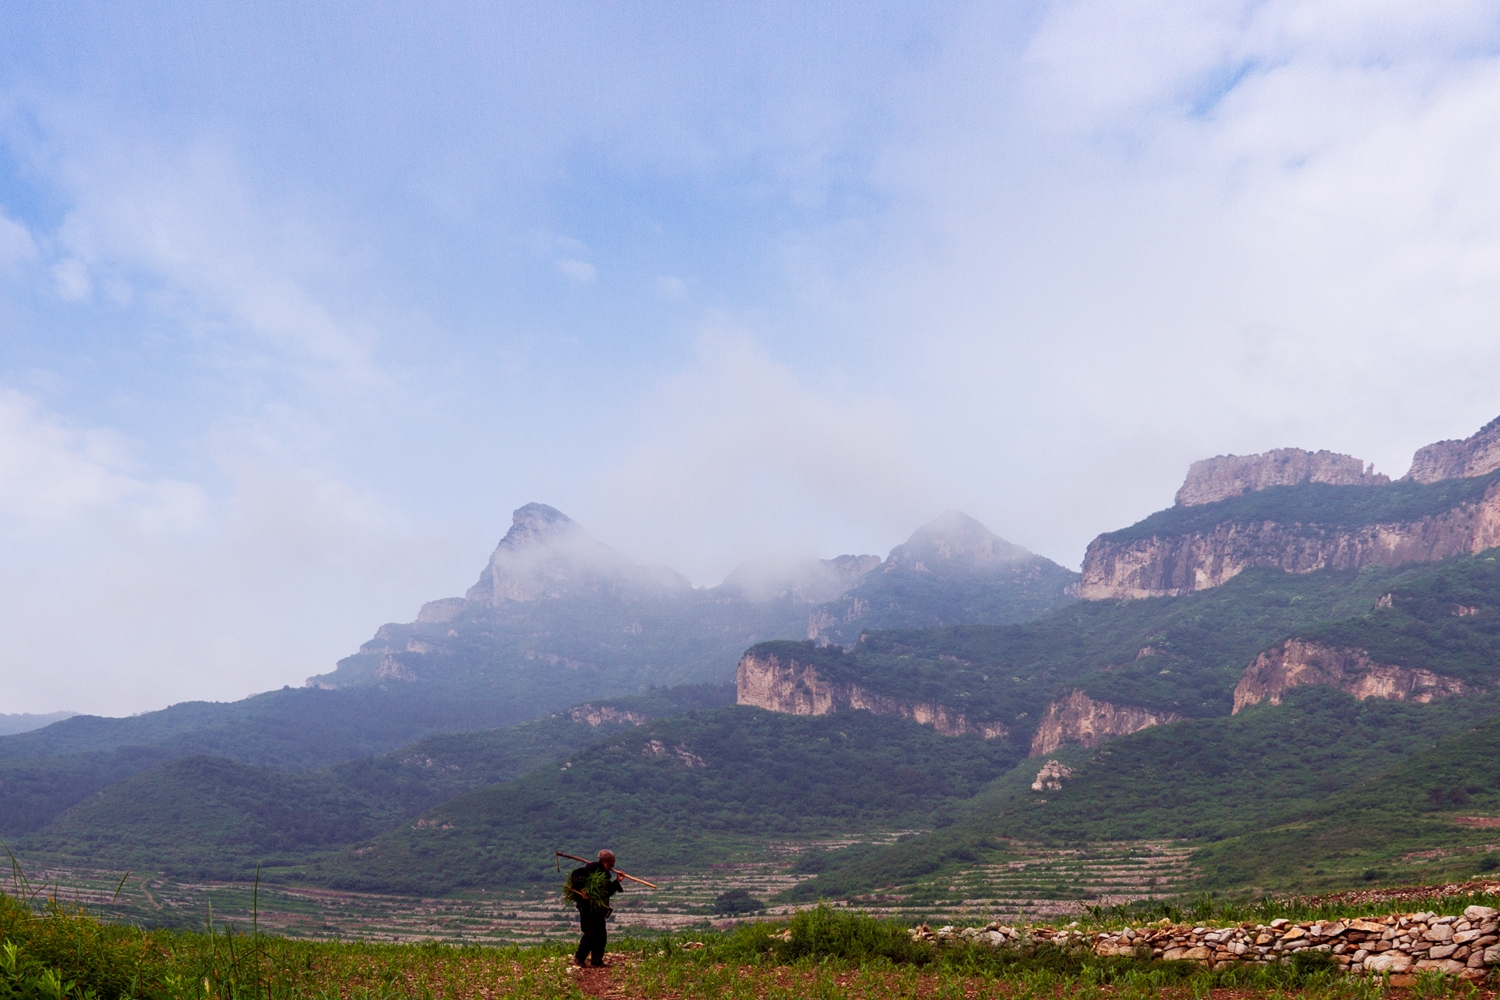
<box><xmin>6</xmin><ymin>875</ymin><xmax>1500</xmax><ymax>1000</ymax></box>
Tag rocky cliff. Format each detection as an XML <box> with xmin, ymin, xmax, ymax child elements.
<box><xmin>1080</xmin><ymin>477</ymin><xmax>1500</xmax><ymax>599</ymax></box>
<box><xmin>1232</xmin><ymin>639</ymin><xmax>1472</xmax><ymax>714</ymax></box>
<box><xmin>1176</xmin><ymin>449</ymin><xmax>1387</xmax><ymax>507</ymax></box>
<box><xmin>1406</xmin><ymin>416</ymin><xmax>1500</xmax><ymax>483</ymax></box>
<box><xmin>1028</xmin><ymin>690</ymin><xmax>1180</xmax><ymax>756</ymax></box>
<box><xmin>735</xmin><ymin>648</ymin><xmax>1006</xmax><ymax>739</ymax></box>
<box><xmin>1082</xmin><ymin>416</ymin><xmax>1500</xmax><ymax>601</ymax></box>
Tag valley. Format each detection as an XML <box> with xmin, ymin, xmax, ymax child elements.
<box><xmin>6</xmin><ymin>415</ymin><xmax>1500</xmax><ymax>985</ymax></box>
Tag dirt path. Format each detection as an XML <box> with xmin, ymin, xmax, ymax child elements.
<box><xmin>569</xmin><ymin>956</ymin><xmax>627</xmax><ymax>999</ymax></box>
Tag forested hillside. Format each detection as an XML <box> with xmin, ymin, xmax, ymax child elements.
<box><xmin>9</xmin><ymin>686</ymin><xmax>734</xmax><ymax>867</ymax></box>
<box><xmin>317</xmin><ymin>707</ymin><xmax>1022</xmax><ymax>894</ymax></box>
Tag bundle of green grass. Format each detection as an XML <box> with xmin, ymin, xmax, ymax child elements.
<box><xmin>561</xmin><ymin>869</ymin><xmax>614</xmax><ymax>911</ymax></box>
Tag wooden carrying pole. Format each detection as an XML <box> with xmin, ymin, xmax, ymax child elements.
<box><xmin>555</xmin><ymin>851</ymin><xmax>659</xmax><ymax>888</ymax></box>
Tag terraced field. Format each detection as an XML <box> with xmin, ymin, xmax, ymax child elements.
<box><xmin>6</xmin><ymin>838</ymin><xmax>1196</xmax><ymax>942</ymax></box>
<box><xmin>840</xmin><ymin>841</ymin><xmax>1199</xmax><ymax>923</ymax></box>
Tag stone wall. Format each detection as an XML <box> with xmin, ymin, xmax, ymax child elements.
<box><xmin>911</xmin><ymin>905</ymin><xmax>1500</xmax><ymax>980</ymax></box>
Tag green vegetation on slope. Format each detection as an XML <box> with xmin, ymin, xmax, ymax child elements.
<box><xmin>785</xmin><ymin>685</ymin><xmax>1500</xmax><ymax>901</ymax></box>
<box><xmin>750</xmin><ymin>565</ymin><xmax>1399</xmax><ymax>738</ymax></box>
<box><xmin>752</xmin><ymin>551</ymin><xmax>1500</xmax><ymax>743</ymax></box>
<box><xmin>319</xmin><ymin>706</ymin><xmax>1023</xmax><ymax>894</ymax></box>
<box><xmin>1194</xmin><ymin>713</ymin><xmax>1500</xmax><ymax>892</ymax></box>
<box><xmin>1100</xmin><ymin>470</ymin><xmax>1500</xmax><ymax>545</ymax></box>
<box><xmin>0</xmin><ymin>747</ymin><xmax>175</xmax><ymax>837</ymax></box>
<box><xmin>992</xmin><ymin>685</ymin><xmax>1500</xmax><ymax>842</ymax></box>
<box><xmin>813</xmin><ymin>557</ymin><xmax>1080</xmax><ymax>645</ymax></box>
<box><xmin>15</xmin><ymin>686</ymin><xmax>734</xmax><ymax>873</ymax></box>
<box><xmin>1298</xmin><ymin>552</ymin><xmax>1500</xmax><ymax>684</ymax></box>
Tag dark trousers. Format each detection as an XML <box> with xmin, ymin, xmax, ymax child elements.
<box><xmin>576</xmin><ymin>911</ymin><xmax>608</xmax><ymax>965</ymax></box>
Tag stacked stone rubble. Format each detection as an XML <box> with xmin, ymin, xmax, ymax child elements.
<box><xmin>908</xmin><ymin>905</ymin><xmax>1500</xmax><ymax>979</ymax></box>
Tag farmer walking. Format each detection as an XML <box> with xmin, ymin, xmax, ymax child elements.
<box><xmin>569</xmin><ymin>849</ymin><xmax>623</xmax><ymax>967</ymax></box>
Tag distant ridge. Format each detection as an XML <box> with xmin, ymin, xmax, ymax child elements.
<box><xmin>0</xmin><ymin>712</ymin><xmax>77</xmax><ymax>737</ymax></box>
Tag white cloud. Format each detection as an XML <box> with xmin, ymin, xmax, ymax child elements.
<box><xmin>51</xmin><ymin>257</ymin><xmax>91</xmax><ymax>300</ymax></box>
<box><xmin>556</xmin><ymin>258</ymin><xmax>597</xmax><ymax>283</ymax></box>
<box><xmin>0</xmin><ymin>389</ymin><xmax>205</xmax><ymax>530</ymax></box>
<box><xmin>0</xmin><ymin>209</ymin><xmax>37</xmax><ymax>268</ymax></box>
<box><xmin>0</xmin><ymin>394</ymin><xmax>479</xmax><ymax>715</ymax></box>
<box><xmin>593</xmin><ymin>333</ymin><xmax>931</xmax><ymax>584</ymax></box>
<box><xmin>37</xmin><ymin>135</ymin><xmax>389</xmax><ymax>392</ymax></box>
<box><xmin>655</xmin><ymin>275</ymin><xmax>688</xmax><ymax>299</ymax></box>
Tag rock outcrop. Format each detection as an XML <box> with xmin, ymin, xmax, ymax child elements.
<box><xmin>1029</xmin><ymin>690</ymin><xmax>1179</xmax><ymax>756</ymax></box>
<box><xmin>735</xmin><ymin>648</ymin><xmax>1006</xmax><ymax>739</ymax></box>
<box><xmin>1080</xmin><ymin>477</ymin><xmax>1500</xmax><ymax>599</ymax></box>
<box><xmin>1030</xmin><ymin>759</ymin><xmax>1072</xmax><ymax>791</ymax></box>
<box><xmin>1232</xmin><ymin>640</ymin><xmax>1471</xmax><ymax>714</ymax></box>
<box><xmin>913</xmin><ymin>905</ymin><xmax>1500</xmax><ymax>979</ymax></box>
<box><xmin>1176</xmin><ymin>449</ymin><xmax>1387</xmax><ymax>507</ymax></box>
<box><xmin>1407</xmin><ymin>416</ymin><xmax>1500</xmax><ymax>483</ymax></box>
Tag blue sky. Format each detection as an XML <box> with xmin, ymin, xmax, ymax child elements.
<box><xmin>4</xmin><ymin>1</ymin><xmax>1500</xmax><ymax>713</ymax></box>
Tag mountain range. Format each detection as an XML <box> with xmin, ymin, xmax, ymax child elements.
<box><xmin>8</xmin><ymin>414</ymin><xmax>1500</xmax><ymax>908</ymax></box>
<box><xmin>0</xmin><ymin>508</ymin><xmax>1075</xmax><ymax>847</ymax></box>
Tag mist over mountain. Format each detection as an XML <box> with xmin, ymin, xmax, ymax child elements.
<box><xmin>307</xmin><ymin>505</ymin><xmax>1077</xmax><ymax>697</ymax></box>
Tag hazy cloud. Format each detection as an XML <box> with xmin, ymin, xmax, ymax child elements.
<box><xmin>594</xmin><ymin>334</ymin><xmax>931</xmax><ymax>584</ymax></box>
<box><xmin>556</xmin><ymin>258</ymin><xmax>598</xmax><ymax>283</ymax></box>
<box><xmin>3</xmin><ymin>1</ymin><xmax>1499</xmax><ymax>712</ymax></box>
<box><xmin>0</xmin><ymin>210</ymin><xmax>37</xmax><ymax>268</ymax></box>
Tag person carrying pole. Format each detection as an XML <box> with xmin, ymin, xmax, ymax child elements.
<box><xmin>567</xmin><ymin>849</ymin><xmax>623</xmax><ymax>967</ymax></box>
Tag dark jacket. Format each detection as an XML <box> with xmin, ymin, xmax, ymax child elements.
<box><xmin>569</xmin><ymin>861</ymin><xmax>623</xmax><ymax>914</ymax></box>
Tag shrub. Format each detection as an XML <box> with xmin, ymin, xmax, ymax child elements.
<box><xmin>0</xmin><ymin>894</ymin><xmax>163</xmax><ymax>1000</ymax></box>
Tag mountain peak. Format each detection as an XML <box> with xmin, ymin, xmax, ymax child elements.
<box><xmin>499</xmin><ymin>503</ymin><xmax>580</xmax><ymax>548</ymax></box>
<box><xmin>885</xmin><ymin>510</ymin><xmax>1032</xmax><ymax>572</ymax></box>
<box><xmin>465</xmin><ymin>503</ymin><xmax>686</xmax><ymax>604</ymax></box>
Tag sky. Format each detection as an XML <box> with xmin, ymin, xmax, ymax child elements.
<box><xmin>3</xmin><ymin>1</ymin><xmax>1500</xmax><ymax>715</ymax></box>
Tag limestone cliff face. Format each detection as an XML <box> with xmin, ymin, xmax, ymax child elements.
<box><xmin>735</xmin><ymin>649</ymin><xmax>1006</xmax><ymax>739</ymax></box>
<box><xmin>1176</xmin><ymin>449</ymin><xmax>1387</xmax><ymax>507</ymax></box>
<box><xmin>1028</xmin><ymin>690</ymin><xmax>1179</xmax><ymax>756</ymax></box>
<box><xmin>1406</xmin><ymin>416</ymin><xmax>1500</xmax><ymax>484</ymax></box>
<box><xmin>1080</xmin><ymin>479</ymin><xmax>1500</xmax><ymax>600</ymax></box>
<box><xmin>1232</xmin><ymin>640</ymin><xmax>1472</xmax><ymax>714</ymax></box>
